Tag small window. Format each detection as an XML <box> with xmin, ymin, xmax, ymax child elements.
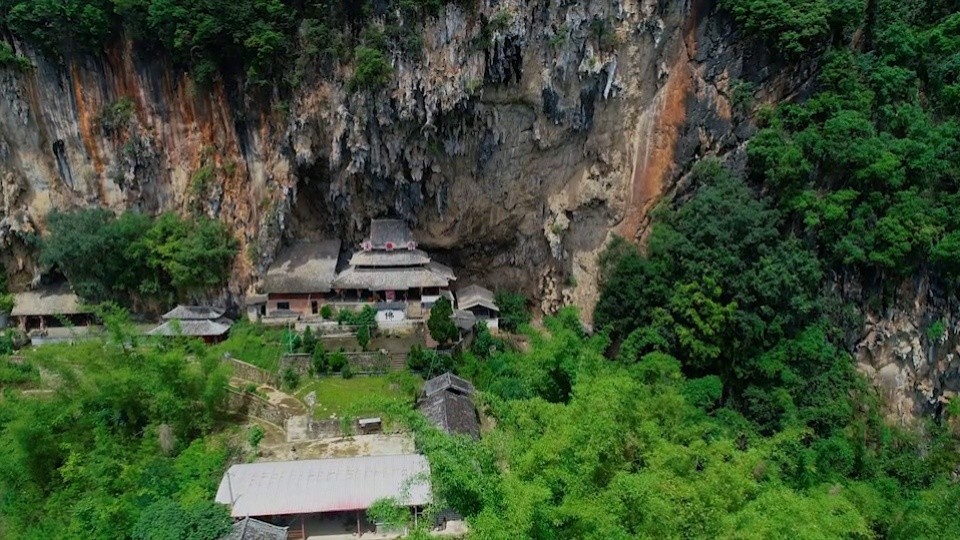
<box><xmin>277</xmin><ymin>301</ymin><xmax>290</xmax><ymax>310</ymax></box>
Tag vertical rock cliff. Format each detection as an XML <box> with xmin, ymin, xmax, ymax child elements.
<box><xmin>1</xmin><ymin>0</ymin><xmax>793</xmax><ymax>316</ymax></box>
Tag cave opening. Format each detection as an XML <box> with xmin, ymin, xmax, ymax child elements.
<box><xmin>290</xmin><ymin>159</ymin><xmax>339</xmax><ymax>242</ymax></box>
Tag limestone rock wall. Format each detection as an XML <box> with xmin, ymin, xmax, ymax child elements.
<box><xmin>1</xmin><ymin>0</ymin><xmax>778</xmax><ymax>317</ymax></box>
<box><xmin>856</xmin><ymin>277</ymin><xmax>960</xmax><ymax>425</ymax></box>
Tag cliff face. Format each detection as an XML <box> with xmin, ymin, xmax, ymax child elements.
<box><xmin>0</xmin><ymin>0</ymin><xmax>947</xmax><ymax>423</ymax></box>
<box><xmin>1</xmin><ymin>0</ymin><xmax>782</xmax><ymax>315</ymax></box>
<box><xmin>855</xmin><ymin>277</ymin><xmax>960</xmax><ymax>425</ymax></box>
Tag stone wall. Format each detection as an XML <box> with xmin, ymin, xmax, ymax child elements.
<box><xmin>223</xmin><ymin>357</ymin><xmax>275</xmax><ymax>385</ymax></box>
<box><xmin>225</xmin><ymin>389</ymin><xmax>288</xmax><ymax>426</ymax></box>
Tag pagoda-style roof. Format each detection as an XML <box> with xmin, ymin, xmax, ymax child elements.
<box><xmin>162</xmin><ymin>305</ymin><xmax>225</xmax><ymax>320</ymax></box>
<box><xmin>364</xmin><ymin>219</ymin><xmax>416</xmax><ymax>251</ymax></box>
<box><xmin>220</xmin><ymin>517</ymin><xmax>288</xmax><ymax>540</ymax></box>
<box><xmin>333</xmin><ymin>262</ymin><xmax>455</xmax><ymax>292</ymax></box>
<box><xmin>264</xmin><ymin>240</ymin><xmax>342</xmax><ymax>294</ymax></box>
<box><xmin>349</xmin><ymin>249</ymin><xmax>432</xmax><ymax>268</ymax></box>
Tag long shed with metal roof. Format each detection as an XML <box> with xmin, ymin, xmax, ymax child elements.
<box><xmin>215</xmin><ymin>454</ymin><xmax>432</xmax><ymax>518</ymax></box>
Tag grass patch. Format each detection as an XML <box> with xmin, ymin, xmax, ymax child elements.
<box><xmin>295</xmin><ymin>373</ymin><xmax>420</xmax><ymax>420</ymax></box>
<box><xmin>209</xmin><ymin>321</ymin><xmax>287</xmax><ymax>372</ymax></box>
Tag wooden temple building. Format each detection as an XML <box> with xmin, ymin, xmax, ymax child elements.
<box><xmin>332</xmin><ymin>219</ymin><xmax>455</xmax><ymax>307</ymax></box>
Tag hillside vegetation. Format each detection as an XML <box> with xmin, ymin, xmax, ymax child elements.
<box><xmin>1</xmin><ymin>0</ymin><xmax>960</xmax><ymax>538</ymax></box>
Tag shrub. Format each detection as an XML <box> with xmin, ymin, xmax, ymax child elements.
<box><xmin>98</xmin><ymin>98</ymin><xmax>135</xmax><ymax>134</ymax></box>
<box><xmin>357</xmin><ymin>324</ymin><xmax>371</xmax><ymax>351</ymax></box>
<box><xmin>0</xmin><ymin>42</ymin><xmax>31</xmax><ymax>71</ymax></box>
<box><xmin>281</xmin><ymin>368</ymin><xmax>300</xmax><ymax>390</ymax></box>
<box><xmin>367</xmin><ymin>498</ymin><xmax>409</xmax><ymax>529</ymax></box>
<box><xmin>494</xmin><ymin>291</ymin><xmax>530</xmax><ymax>332</ymax></box>
<box><xmin>407</xmin><ymin>344</ymin><xmax>452</xmax><ymax>378</ymax></box>
<box><xmin>320</xmin><ymin>304</ymin><xmax>334</xmax><ymax>319</ymax></box>
<box><xmin>0</xmin><ymin>293</ymin><xmax>13</xmax><ymax>314</ymax></box>
<box><xmin>302</xmin><ymin>327</ymin><xmax>317</xmax><ymax>353</ymax></box>
<box><xmin>311</xmin><ymin>342</ymin><xmax>328</xmax><ymax>376</ymax></box>
<box><xmin>340</xmin><ymin>364</ymin><xmax>354</xmax><ymax>379</ymax></box>
<box><xmin>350</xmin><ymin>46</ymin><xmax>392</xmax><ymax>91</ymax></box>
<box><xmin>247</xmin><ymin>425</ymin><xmax>265</xmax><ymax>448</ymax></box>
<box><xmin>427</xmin><ymin>296</ymin><xmax>458</xmax><ymax>345</ymax></box>
<box><xmin>243</xmin><ymin>382</ymin><xmax>258</xmax><ymax>395</ymax></box>
<box><xmin>340</xmin><ymin>415</ymin><xmax>354</xmax><ymax>437</ymax></box>
<box><xmin>329</xmin><ymin>348</ymin><xmax>348</xmax><ymax>372</ymax></box>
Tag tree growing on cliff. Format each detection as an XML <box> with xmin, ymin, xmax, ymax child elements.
<box><xmin>41</xmin><ymin>210</ymin><xmax>237</xmax><ymax>308</ymax></box>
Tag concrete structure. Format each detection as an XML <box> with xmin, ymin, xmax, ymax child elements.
<box><xmin>216</xmin><ymin>454</ymin><xmax>431</xmax><ymax>538</ymax></box>
<box><xmin>262</xmin><ymin>240</ymin><xmax>342</xmax><ymax>318</ymax></box>
<box><xmin>455</xmin><ymin>285</ymin><xmax>499</xmax><ymax>330</ymax></box>
<box><xmin>374</xmin><ymin>302</ymin><xmax>407</xmax><ymax>323</ymax></box>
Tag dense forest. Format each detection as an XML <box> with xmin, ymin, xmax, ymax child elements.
<box><xmin>2</xmin><ymin>0</ymin><xmax>960</xmax><ymax>538</ymax></box>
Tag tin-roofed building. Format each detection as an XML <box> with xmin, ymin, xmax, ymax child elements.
<box><xmin>262</xmin><ymin>240</ymin><xmax>342</xmax><ymax>318</ymax></box>
<box><xmin>215</xmin><ymin>454</ymin><xmax>431</xmax><ymax>538</ymax></box>
<box><xmin>456</xmin><ymin>284</ymin><xmax>500</xmax><ymax>330</ymax></box>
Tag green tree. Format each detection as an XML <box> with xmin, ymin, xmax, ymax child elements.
<box><xmin>356</xmin><ymin>324</ymin><xmax>371</xmax><ymax>351</ymax></box>
<box><xmin>427</xmin><ymin>296</ymin><xmax>458</xmax><ymax>346</ymax></box>
<box><xmin>141</xmin><ymin>213</ymin><xmax>237</xmax><ymax>299</ymax></box>
<box><xmin>494</xmin><ymin>291</ymin><xmax>530</xmax><ymax>332</ymax></box>
<box><xmin>131</xmin><ymin>499</ymin><xmax>231</xmax><ymax>540</ymax></box>
<box><xmin>350</xmin><ymin>45</ymin><xmax>392</xmax><ymax>91</ymax></box>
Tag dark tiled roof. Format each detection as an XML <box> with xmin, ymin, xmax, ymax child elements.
<box><xmin>451</xmin><ymin>310</ymin><xmax>477</xmax><ymax>331</ymax></box>
<box><xmin>10</xmin><ymin>282</ymin><xmax>88</xmax><ymax>317</ymax></box>
<box><xmin>349</xmin><ymin>249</ymin><xmax>431</xmax><ymax>268</ymax></box>
<box><xmin>333</xmin><ymin>262</ymin><xmax>454</xmax><ymax>291</ymax></box>
<box><xmin>368</xmin><ymin>219</ymin><xmax>414</xmax><ymax>249</ymax></box>
<box><xmin>162</xmin><ymin>305</ymin><xmax>225</xmax><ymax>320</ymax></box>
<box><xmin>148</xmin><ymin>318</ymin><xmax>232</xmax><ymax>337</ymax></box>
<box><xmin>221</xmin><ymin>517</ymin><xmax>288</xmax><ymax>540</ymax></box>
<box><xmin>423</xmin><ymin>372</ymin><xmax>475</xmax><ymax>397</ymax></box>
<box><xmin>418</xmin><ymin>391</ymin><xmax>480</xmax><ymax>439</ymax></box>
<box><xmin>456</xmin><ymin>284</ymin><xmax>499</xmax><ymax>312</ymax></box>
<box><xmin>263</xmin><ymin>240</ymin><xmax>342</xmax><ymax>294</ymax></box>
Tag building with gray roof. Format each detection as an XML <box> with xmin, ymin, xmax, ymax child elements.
<box><xmin>456</xmin><ymin>284</ymin><xmax>499</xmax><ymax>330</ymax></box>
<box><xmin>366</xmin><ymin>219</ymin><xmax>416</xmax><ymax>250</ymax></box>
<box><xmin>333</xmin><ymin>220</ymin><xmax>455</xmax><ymax>306</ymax></box>
<box><xmin>220</xmin><ymin>517</ymin><xmax>288</xmax><ymax>540</ymax></box>
<box><xmin>162</xmin><ymin>305</ymin><xmax>225</xmax><ymax>320</ymax></box>
<box><xmin>418</xmin><ymin>391</ymin><xmax>480</xmax><ymax>439</ymax></box>
<box><xmin>149</xmin><ymin>304</ymin><xmax>232</xmax><ymax>343</ymax></box>
<box><xmin>261</xmin><ymin>239</ymin><xmax>342</xmax><ymax>318</ymax></box>
<box><xmin>423</xmin><ymin>372</ymin><xmax>476</xmax><ymax>398</ymax></box>
<box><xmin>11</xmin><ymin>282</ymin><xmax>96</xmax><ymax>331</ymax></box>
<box><xmin>215</xmin><ymin>454</ymin><xmax>432</xmax><ymax>518</ymax></box>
